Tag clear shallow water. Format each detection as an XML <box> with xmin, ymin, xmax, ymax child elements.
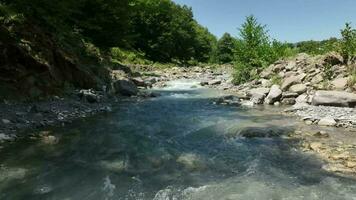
<box><xmin>1</xmin><ymin>80</ymin><xmax>356</xmax><ymax>200</ymax></box>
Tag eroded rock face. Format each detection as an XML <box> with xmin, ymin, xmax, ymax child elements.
<box><xmin>265</xmin><ymin>85</ymin><xmax>282</xmax><ymax>105</ymax></box>
<box><xmin>112</xmin><ymin>79</ymin><xmax>138</xmax><ymax>96</ymax></box>
<box><xmin>312</xmin><ymin>90</ymin><xmax>356</xmax><ymax>107</ymax></box>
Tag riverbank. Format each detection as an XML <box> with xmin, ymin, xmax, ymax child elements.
<box><xmin>0</xmin><ymin>92</ymin><xmax>113</xmax><ymax>143</ymax></box>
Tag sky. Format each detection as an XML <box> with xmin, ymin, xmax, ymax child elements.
<box><xmin>172</xmin><ymin>0</ymin><xmax>356</xmax><ymax>42</ymax></box>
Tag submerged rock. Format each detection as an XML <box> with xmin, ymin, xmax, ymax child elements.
<box><xmin>236</xmin><ymin>126</ymin><xmax>292</xmax><ymax>138</ymax></box>
<box><xmin>176</xmin><ymin>153</ymin><xmax>205</xmax><ymax>171</ymax></box>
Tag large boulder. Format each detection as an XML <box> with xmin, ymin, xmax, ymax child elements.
<box><xmin>289</xmin><ymin>84</ymin><xmax>307</xmax><ymax>94</ymax></box>
<box><xmin>265</xmin><ymin>85</ymin><xmax>282</xmax><ymax>104</ymax></box>
<box><xmin>247</xmin><ymin>88</ymin><xmax>270</xmax><ymax>104</ymax></box>
<box><xmin>312</xmin><ymin>90</ymin><xmax>356</xmax><ymax>107</ymax></box>
<box><xmin>78</xmin><ymin>89</ymin><xmax>100</xmax><ymax>103</ymax></box>
<box><xmin>112</xmin><ymin>79</ymin><xmax>138</xmax><ymax>96</ymax></box>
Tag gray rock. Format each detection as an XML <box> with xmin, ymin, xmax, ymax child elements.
<box><xmin>208</xmin><ymin>80</ymin><xmax>222</xmax><ymax>85</ymax></box>
<box><xmin>312</xmin><ymin>90</ymin><xmax>356</xmax><ymax>107</ymax></box>
<box><xmin>281</xmin><ymin>75</ymin><xmax>303</xmax><ymax>91</ymax></box>
<box><xmin>289</xmin><ymin>84</ymin><xmax>307</xmax><ymax>94</ymax></box>
<box><xmin>247</xmin><ymin>88</ymin><xmax>270</xmax><ymax>104</ymax></box>
<box><xmin>113</xmin><ymin>79</ymin><xmax>138</xmax><ymax>96</ymax></box>
<box><xmin>295</xmin><ymin>94</ymin><xmax>309</xmax><ymax>104</ymax></box>
<box><xmin>282</xmin><ymin>92</ymin><xmax>299</xmax><ymax>98</ymax></box>
<box><xmin>281</xmin><ymin>98</ymin><xmax>296</xmax><ymax>105</ymax></box>
<box><xmin>331</xmin><ymin>77</ymin><xmax>348</xmax><ymax>90</ymax></box>
<box><xmin>78</xmin><ymin>89</ymin><xmax>99</xmax><ymax>103</ymax></box>
<box><xmin>265</xmin><ymin>85</ymin><xmax>282</xmax><ymax>104</ymax></box>
<box><xmin>311</xmin><ymin>74</ymin><xmax>323</xmax><ymax>84</ymax></box>
<box><xmin>131</xmin><ymin>77</ymin><xmax>146</xmax><ymax>87</ymax></box>
<box><xmin>260</xmin><ymin>79</ymin><xmax>272</xmax><ymax>87</ymax></box>
<box><xmin>318</xmin><ymin>117</ymin><xmax>337</xmax><ymax>126</ymax></box>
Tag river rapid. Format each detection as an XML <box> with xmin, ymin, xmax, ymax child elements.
<box><xmin>0</xmin><ymin>79</ymin><xmax>356</xmax><ymax>200</ymax></box>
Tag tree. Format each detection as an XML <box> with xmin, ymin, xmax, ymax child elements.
<box><xmin>216</xmin><ymin>33</ymin><xmax>236</xmax><ymax>64</ymax></box>
<box><xmin>340</xmin><ymin>23</ymin><xmax>356</xmax><ymax>64</ymax></box>
<box><xmin>233</xmin><ymin>15</ymin><xmax>270</xmax><ymax>84</ymax></box>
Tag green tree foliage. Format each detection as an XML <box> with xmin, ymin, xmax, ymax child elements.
<box><xmin>1</xmin><ymin>0</ymin><xmax>216</xmax><ymax>64</ymax></box>
<box><xmin>130</xmin><ymin>0</ymin><xmax>216</xmax><ymax>63</ymax></box>
<box><xmin>295</xmin><ymin>38</ymin><xmax>339</xmax><ymax>55</ymax></box>
<box><xmin>340</xmin><ymin>23</ymin><xmax>356</xmax><ymax>64</ymax></box>
<box><xmin>216</xmin><ymin>33</ymin><xmax>236</xmax><ymax>64</ymax></box>
<box><xmin>232</xmin><ymin>15</ymin><xmax>296</xmax><ymax>84</ymax></box>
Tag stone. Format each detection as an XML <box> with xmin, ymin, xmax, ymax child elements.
<box><xmin>323</xmin><ymin>52</ymin><xmax>343</xmax><ymax>66</ymax></box>
<box><xmin>285</xmin><ymin>61</ymin><xmax>296</xmax><ymax>71</ymax></box>
<box><xmin>260</xmin><ymin>79</ymin><xmax>272</xmax><ymax>87</ymax></box>
<box><xmin>112</xmin><ymin>79</ymin><xmax>138</xmax><ymax>96</ymax></box>
<box><xmin>331</xmin><ymin>77</ymin><xmax>348</xmax><ymax>90</ymax></box>
<box><xmin>247</xmin><ymin>87</ymin><xmax>270</xmax><ymax>104</ymax></box>
<box><xmin>281</xmin><ymin>98</ymin><xmax>296</xmax><ymax>105</ymax></box>
<box><xmin>318</xmin><ymin>117</ymin><xmax>337</xmax><ymax>126</ymax></box>
<box><xmin>281</xmin><ymin>75</ymin><xmax>303</xmax><ymax>91</ymax></box>
<box><xmin>309</xmin><ymin>142</ymin><xmax>323</xmax><ymax>151</ymax></box>
<box><xmin>1</xmin><ymin>119</ymin><xmax>11</xmax><ymax>124</ymax></box>
<box><xmin>78</xmin><ymin>89</ymin><xmax>99</xmax><ymax>103</ymax></box>
<box><xmin>346</xmin><ymin>161</ymin><xmax>356</xmax><ymax>168</ymax></box>
<box><xmin>295</xmin><ymin>94</ymin><xmax>309</xmax><ymax>104</ymax></box>
<box><xmin>289</xmin><ymin>84</ymin><xmax>307</xmax><ymax>94</ymax></box>
<box><xmin>41</xmin><ymin>135</ymin><xmax>58</xmax><ymax>145</ymax></box>
<box><xmin>265</xmin><ymin>85</ymin><xmax>282</xmax><ymax>104</ymax></box>
<box><xmin>131</xmin><ymin>77</ymin><xmax>146</xmax><ymax>87</ymax></box>
<box><xmin>176</xmin><ymin>153</ymin><xmax>205</xmax><ymax>171</ymax></box>
<box><xmin>312</xmin><ymin>90</ymin><xmax>356</xmax><ymax>107</ymax></box>
<box><xmin>274</xmin><ymin>101</ymin><xmax>280</xmax><ymax>106</ymax></box>
<box><xmin>282</xmin><ymin>92</ymin><xmax>299</xmax><ymax>98</ymax></box>
<box><xmin>208</xmin><ymin>80</ymin><xmax>222</xmax><ymax>85</ymax></box>
<box><xmin>311</xmin><ymin>74</ymin><xmax>323</xmax><ymax>85</ymax></box>
<box><xmin>236</xmin><ymin>126</ymin><xmax>291</xmax><ymax>138</ymax></box>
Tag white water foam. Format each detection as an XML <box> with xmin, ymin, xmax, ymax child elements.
<box><xmin>162</xmin><ymin>79</ymin><xmax>202</xmax><ymax>91</ymax></box>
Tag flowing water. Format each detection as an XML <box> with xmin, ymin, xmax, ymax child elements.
<box><xmin>0</xmin><ymin>80</ymin><xmax>356</xmax><ymax>200</ymax></box>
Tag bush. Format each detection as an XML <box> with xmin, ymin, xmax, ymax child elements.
<box><xmin>233</xmin><ymin>15</ymin><xmax>293</xmax><ymax>85</ymax></box>
<box><xmin>340</xmin><ymin>23</ymin><xmax>356</xmax><ymax>64</ymax></box>
<box><xmin>110</xmin><ymin>47</ymin><xmax>152</xmax><ymax>65</ymax></box>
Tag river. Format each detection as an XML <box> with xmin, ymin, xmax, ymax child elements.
<box><xmin>0</xmin><ymin>80</ymin><xmax>356</xmax><ymax>200</ymax></box>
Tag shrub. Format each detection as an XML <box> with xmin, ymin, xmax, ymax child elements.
<box><xmin>340</xmin><ymin>23</ymin><xmax>356</xmax><ymax>64</ymax></box>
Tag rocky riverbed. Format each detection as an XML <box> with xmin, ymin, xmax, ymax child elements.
<box><xmin>133</xmin><ymin>54</ymin><xmax>356</xmax><ymax>177</ymax></box>
<box><xmin>1</xmin><ymin>53</ymin><xmax>356</xmax><ymax>178</ymax></box>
